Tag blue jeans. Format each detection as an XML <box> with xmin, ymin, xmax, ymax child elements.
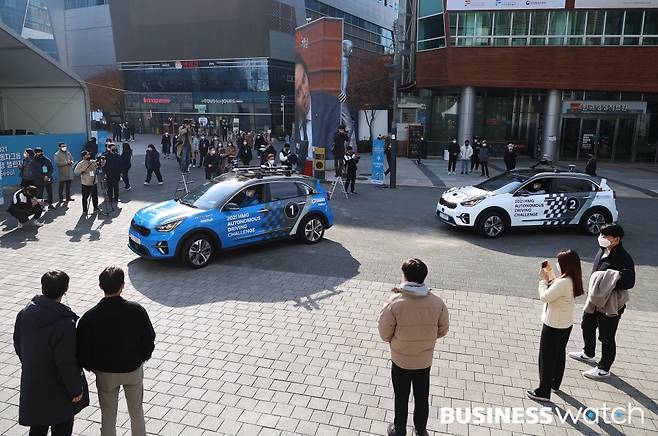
<box><xmin>460</xmin><ymin>159</ymin><xmax>469</xmax><ymax>174</ymax></box>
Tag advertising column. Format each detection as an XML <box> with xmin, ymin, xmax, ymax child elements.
<box><xmin>294</xmin><ymin>18</ymin><xmax>343</xmax><ymax>177</ymax></box>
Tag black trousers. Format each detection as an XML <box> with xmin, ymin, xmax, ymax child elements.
<box><xmin>448</xmin><ymin>155</ymin><xmax>457</xmax><ymax>172</ymax></box>
<box><xmin>37</xmin><ymin>183</ymin><xmax>53</xmax><ymax>204</ymax></box>
<box><xmin>146</xmin><ymin>168</ymin><xmax>163</xmax><ymax>183</ymax></box>
<box><xmin>470</xmin><ymin>155</ymin><xmax>479</xmax><ymax>170</ymax></box>
<box><xmin>12</xmin><ymin>205</ymin><xmax>43</xmax><ymax>223</ymax></box>
<box><xmin>81</xmin><ymin>184</ymin><xmax>98</xmax><ymax>213</ymax></box>
<box><xmin>335</xmin><ymin>155</ymin><xmax>345</xmax><ymax>177</ymax></box>
<box><xmin>481</xmin><ymin>161</ymin><xmax>489</xmax><ymax>177</ymax></box>
<box><xmin>58</xmin><ymin>180</ymin><xmax>72</xmax><ymax>201</ymax></box>
<box><xmin>29</xmin><ymin>417</ymin><xmax>74</xmax><ymax>436</ymax></box>
<box><xmin>346</xmin><ymin>170</ymin><xmax>356</xmax><ymax>192</ymax></box>
<box><xmin>582</xmin><ymin>306</ymin><xmax>625</xmax><ymax>372</ymax></box>
<box><xmin>106</xmin><ymin>177</ymin><xmax>120</xmax><ymax>202</ymax></box>
<box><xmin>121</xmin><ymin>170</ymin><xmax>130</xmax><ymax>188</ymax></box>
<box><xmin>536</xmin><ymin>324</ymin><xmax>572</xmax><ymax>397</ymax></box>
<box><xmin>199</xmin><ymin>152</ymin><xmax>206</xmax><ymax>167</ymax></box>
<box><xmin>392</xmin><ymin>362</ymin><xmax>430</xmax><ymax>435</ymax></box>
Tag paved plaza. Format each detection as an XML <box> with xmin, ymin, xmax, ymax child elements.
<box><xmin>0</xmin><ymin>138</ymin><xmax>657</xmax><ymax>435</ymax></box>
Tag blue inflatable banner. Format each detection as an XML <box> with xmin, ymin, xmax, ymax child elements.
<box><xmin>371</xmin><ymin>138</ymin><xmax>385</xmax><ymax>185</ymax></box>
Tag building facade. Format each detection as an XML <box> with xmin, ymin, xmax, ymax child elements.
<box><xmin>0</xmin><ymin>0</ymin><xmax>60</xmax><ymax>60</ymax></box>
<box><xmin>403</xmin><ymin>0</ymin><xmax>658</xmax><ymax>163</ymax></box>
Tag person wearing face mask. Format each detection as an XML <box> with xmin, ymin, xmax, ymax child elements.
<box><xmin>204</xmin><ymin>146</ymin><xmax>220</xmax><ymax>180</ymax></box>
<box><xmin>447</xmin><ymin>138</ymin><xmax>459</xmax><ymax>175</ymax></box>
<box><xmin>240</xmin><ymin>187</ymin><xmax>260</xmax><ymax>207</ymax></box>
<box><xmin>74</xmin><ymin>151</ymin><xmax>99</xmax><ymax>215</ymax></box>
<box><xmin>54</xmin><ymin>142</ymin><xmax>75</xmax><ymax>203</ymax></box>
<box><xmin>198</xmin><ymin>134</ymin><xmax>210</xmax><ymax>168</ymax></box>
<box><xmin>504</xmin><ymin>143</ymin><xmax>517</xmax><ymax>171</ymax></box>
<box><xmin>144</xmin><ymin>144</ymin><xmax>163</xmax><ymax>185</ymax></box>
<box><xmin>459</xmin><ymin>140</ymin><xmax>473</xmax><ymax>175</ymax></box>
<box><xmin>479</xmin><ymin>140</ymin><xmax>491</xmax><ymax>177</ymax></box>
<box><xmin>19</xmin><ymin>149</ymin><xmax>36</xmax><ymax>187</ymax></box>
<box><xmin>238</xmin><ymin>140</ymin><xmax>252</xmax><ymax>167</ymax></box>
<box><xmin>569</xmin><ymin>224</ymin><xmax>635</xmax><ymax>380</ymax></box>
<box><xmin>526</xmin><ymin>250</ymin><xmax>584</xmax><ymax>403</ymax></box>
<box><xmin>29</xmin><ymin>147</ymin><xmax>55</xmax><ymax>209</ymax></box>
<box><xmin>161</xmin><ymin>132</ymin><xmax>172</xmax><ymax>159</ymax></box>
<box><xmin>101</xmin><ymin>143</ymin><xmax>122</xmax><ymax>203</ymax></box>
<box><xmin>260</xmin><ymin>142</ymin><xmax>276</xmax><ymax>166</ymax></box>
<box><xmin>262</xmin><ymin>153</ymin><xmax>277</xmax><ymax>169</ymax></box>
<box><xmin>470</xmin><ymin>137</ymin><xmax>481</xmax><ymax>172</ymax></box>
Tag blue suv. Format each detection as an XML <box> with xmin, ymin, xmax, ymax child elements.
<box><xmin>128</xmin><ymin>168</ymin><xmax>334</xmax><ymax>268</ymax></box>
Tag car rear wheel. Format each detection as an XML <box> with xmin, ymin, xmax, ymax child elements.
<box><xmin>299</xmin><ymin>216</ymin><xmax>325</xmax><ymax>244</ymax></box>
<box><xmin>477</xmin><ymin>210</ymin><xmax>507</xmax><ymax>238</ymax></box>
<box><xmin>581</xmin><ymin>209</ymin><xmax>611</xmax><ymax>236</ymax></box>
<box><xmin>181</xmin><ymin>234</ymin><xmax>214</xmax><ymax>268</ymax></box>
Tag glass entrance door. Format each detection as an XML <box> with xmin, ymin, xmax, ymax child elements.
<box><xmin>560</xmin><ymin>115</ymin><xmax>638</xmax><ymax>161</ymax></box>
<box><xmin>597</xmin><ymin>118</ymin><xmax>615</xmax><ymax>159</ymax></box>
<box><xmin>614</xmin><ymin>118</ymin><xmax>635</xmax><ymax>161</ymax></box>
<box><xmin>560</xmin><ymin>118</ymin><xmax>581</xmax><ymax>159</ymax></box>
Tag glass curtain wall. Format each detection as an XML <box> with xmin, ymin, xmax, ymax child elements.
<box><xmin>417</xmin><ymin>0</ymin><xmax>445</xmax><ymax>50</ymax></box>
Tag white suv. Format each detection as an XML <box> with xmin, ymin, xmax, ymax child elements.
<box><xmin>436</xmin><ymin>169</ymin><xmax>619</xmax><ymax>238</ymax></box>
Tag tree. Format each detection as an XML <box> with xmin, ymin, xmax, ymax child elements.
<box><xmin>347</xmin><ymin>53</ymin><xmax>393</xmax><ymax>143</ymax></box>
<box><xmin>85</xmin><ymin>69</ymin><xmax>125</xmax><ymax>116</ymax></box>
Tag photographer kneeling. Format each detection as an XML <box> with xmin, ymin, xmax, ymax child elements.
<box><xmin>7</xmin><ymin>185</ymin><xmax>45</xmax><ymax>228</ymax></box>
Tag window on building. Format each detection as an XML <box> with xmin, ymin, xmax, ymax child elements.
<box><xmin>417</xmin><ymin>0</ymin><xmax>445</xmax><ymax>50</ymax></box>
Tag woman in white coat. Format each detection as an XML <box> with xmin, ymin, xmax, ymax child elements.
<box><xmin>527</xmin><ymin>250</ymin><xmax>584</xmax><ymax>402</ymax></box>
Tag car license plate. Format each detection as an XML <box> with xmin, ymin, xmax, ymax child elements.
<box><xmin>129</xmin><ymin>234</ymin><xmax>141</xmax><ymax>245</ymax></box>
<box><xmin>439</xmin><ymin>212</ymin><xmax>449</xmax><ymax>221</ymax></box>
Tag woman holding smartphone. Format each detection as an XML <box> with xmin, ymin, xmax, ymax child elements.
<box><xmin>527</xmin><ymin>250</ymin><xmax>584</xmax><ymax>402</ymax></box>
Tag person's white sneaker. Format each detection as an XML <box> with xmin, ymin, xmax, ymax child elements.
<box><xmin>16</xmin><ymin>221</ymin><xmax>24</xmax><ymax>229</ymax></box>
<box><xmin>583</xmin><ymin>367</ymin><xmax>611</xmax><ymax>380</ymax></box>
<box><xmin>29</xmin><ymin>219</ymin><xmax>44</xmax><ymax>227</ymax></box>
<box><xmin>569</xmin><ymin>350</ymin><xmax>596</xmax><ymax>363</ymax></box>
<box><xmin>158</xmin><ymin>181</ymin><xmax>164</xmax><ymax>185</ymax></box>
<box><xmin>144</xmin><ymin>181</ymin><xmax>149</xmax><ymax>185</ymax></box>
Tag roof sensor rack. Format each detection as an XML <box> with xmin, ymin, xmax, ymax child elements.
<box><xmin>231</xmin><ymin>166</ymin><xmax>294</xmax><ymax>179</ymax></box>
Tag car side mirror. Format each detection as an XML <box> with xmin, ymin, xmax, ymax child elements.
<box><xmin>516</xmin><ymin>190</ymin><xmax>530</xmax><ymax>197</ymax></box>
<box><xmin>224</xmin><ymin>202</ymin><xmax>240</xmax><ymax>211</ymax></box>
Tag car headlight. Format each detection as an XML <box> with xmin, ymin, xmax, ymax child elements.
<box><xmin>155</xmin><ymin>219</ymin><xmax>183</xmax><ymax>232</ymax></box>
<box><xmin>460</xmin><ymin>196</ymin><xmax>486</xmax><ymax>207</ymax></box>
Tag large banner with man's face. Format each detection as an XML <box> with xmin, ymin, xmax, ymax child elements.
<box><xmin>294</xmin><ymin>18</ymin><xmax>343</xmax><ymax>164</ymax></box>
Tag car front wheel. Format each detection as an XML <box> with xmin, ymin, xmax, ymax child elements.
<box><xmin>477</xmin><ymin>211</ymin><xmax>507</xmax><ymax>238</ymax></box>
<box><xmin>299</xmin><ymin>216</ymin><xmax>325</xmax><ymax>244</ymax></box>
<box><xmin>181</xmin><ymin>234</ymin><xmax>214</xmax><ymax>268</ymax></box>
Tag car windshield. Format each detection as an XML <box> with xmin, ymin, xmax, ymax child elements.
<box><xmin>475</xmin><ymin>170</ymin><xmax>536</xmax><ymax>194</ymax></box>
<box><xmin>179</xmin><ymin>173</ymin><xmax>246</xmax><ymax>210</ymax></box>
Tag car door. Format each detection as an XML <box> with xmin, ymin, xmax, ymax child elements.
<box><xmin>511</xmin><ymin>177</ymin><xmax>553</xmax><ymax>226</ymax></box>
<box><xmin>548</xmin><ymin>177</ymin><xmax>597</xmax><ymax>226</ymax></box>
<box><xmin>221</xmin><ymin>183</ymin><xmax>268</xmax><ymax>247</ymax></box>
<box><xmin>262</xmin><ymin>181</ymin><xmax>309</xmax><ymax>239</ymax></box>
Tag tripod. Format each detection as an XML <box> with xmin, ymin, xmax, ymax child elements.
<box><xmin>96</xmin><ymin>170</ymin><xmax>112</xmax><ymax>216</ymax></box>
<box><xmin>329</xmin><ymin>174</ymin><xmax>348</xmax><ymax>199</ymax></box>
<box><xmin>175</xmin><ymin>171</ymin><xmax>194</xmax><ymax>196</ymax></box>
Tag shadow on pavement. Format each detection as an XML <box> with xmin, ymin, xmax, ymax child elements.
<box><xmin>127</xmin><ymin>239</ymin><xmax>360</xmax><ymax>308</ymax></box>
<box><xmin>603</xmin><ymin>375</ymin><xmax>658</xmax><ymax>414</ymax></box>
<box><xmin>553</xmin><ymin>391</ymin><xmax>625</xmax><ymax>436</ymax></box>
<box><xmin>0</xmin><ymin>221</ymin><xmax>40</xmax><ymax>248</ymax></box>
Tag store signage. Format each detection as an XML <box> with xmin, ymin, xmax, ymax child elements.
<box><xmin>143</xmin><ymin>97</ymin><xmax>171</xmax><ymax>104</ymax></box>
<box><xmin>563</xmin><ymin>100</ymin><xmax>648</xmax><ymax>114</ymax></box>
<box><xmin>447</xmin><ymin>0</ymin><xmax>565</xmax><ymax>10</ymax></box>
<box><xmin>200</xmin><ymin>98</ymin><xmax>244</xmax><ymax>104</ymax></box>
<box><xmin>574</xmin><ymin>0</ymin><xmax>658</xmax><ymax>8</ymax></box>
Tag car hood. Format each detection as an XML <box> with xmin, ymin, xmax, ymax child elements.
<box><xmin>133</xmin><ymin>200</ymin><xmax>202</xmax><ymax>227</ymax></box>
<box><xmin>442</xmin><ymin>186</ymin><xmax>491</xmax><ymax>203</ymax></box>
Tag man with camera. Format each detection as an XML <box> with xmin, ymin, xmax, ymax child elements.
<box><xmin>74</xmin><ymin>151</ymin><xmax>99</xmax><ymax>215</ymax></box>
<box><xmin>177</xmin><ymin>120</ymin><xmax>194</xmax><ymax>172</ymax></box>
<box><xmin>100</xmin><ymin>143</ymin><xmax>122</xmax><ymax>204</ymax></box>
<box><xmin>332</xmin><ymin>125</ymin><xmax>349</xmax><ymax>178</ymax></box>
<box><xmin>7</xmin><ymin>185</ymin><xmax>45</xmax><ymax>228</ymax></box>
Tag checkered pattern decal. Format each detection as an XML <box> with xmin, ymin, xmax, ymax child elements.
<box><xmin>260</xmin><ymin>200</ymin><xmax>297</xmax><ymax>240</ymax></box>
<box><xmin>543</xmin><ymin>193</ymin><xmax>571</xmax><ymax>226</ymax></box>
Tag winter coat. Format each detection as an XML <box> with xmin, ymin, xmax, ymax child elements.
<box><xmin>479</xmin><ymin>145</ymin><xmax>491</xmax><ymax>162</ymax></box>
<box><xmin>29</xmin><ymin>155</ymin><xmax>53</xmax><ymax>186</ymax></box>
<box><xmin>120</xmin><ymin>151</ymin><xmax>132</xmax><ymax>172</ymax></box>
<box><xmin>504</xmin><ymin>147</ymin><xmax>517</xmax><ymax>165</ymax></box>
<box><xmin>585</xmin><ymin>158</ymin><xmax>597</xmax><ymax>176</ymax></box>
<box><xmin>459</xmin><ymin>145</ymin><xmax>473</xmax><ymax>160</ymax></box>
<box><xmin>84</xmin><ymin>139</ymin><xmax>98</xmax><ymax>158</ymax></box>
<box><xmin>102</xmin><ymin>152</ymin><xmax>122</xmax><ymax>178</ymax></box>
<box><xmin>448</xmin><ymin>142</ymin><xmax>460</xmax><ymax>157</ymax></box>
<box><xmin>378</xmin><ymin>283</ymin><xmax>450</xmax><ymax>370</ymax></box>
<box><xmin>54</xmin><ymin>150</ymin><xmax>74</xmax><ymax>181</ymax></box>
<box><xmin>145</xmin><ymin>149</ymin><xmax>161</xmax><ymax>170</ymax></box>
<box><xmin>13</xmin><ymin>295</ymin><xmax>89</xmax><ymax>426</ymax></box>
<box><xmin>20</xmin><ymin>157</ymin><xmax>35</xmax><ymax>182</ymax></box>
<box><xmin>161</xmin><ymin>135</ymin><xmax>172</xmax><ymax>147</ymax></box>
<box><xmin>332</xmin><ymin>132</ymin><xmax>349</xmax><ymax>157</ymax></box>
<box><xmin>74</xmin><ymin>159</ymin><xmax>98</xmax><ymax>186</ymax></box>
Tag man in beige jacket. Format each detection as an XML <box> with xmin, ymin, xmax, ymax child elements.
<box><xmin>378</xmin><ymin>258</ymin><xmax>449</xmax><ymax>436</ymax></box>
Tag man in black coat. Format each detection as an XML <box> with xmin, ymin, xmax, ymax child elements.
<box><xmin>83</xmin><ymin>137</ymin><xmax>98</xmax><ymax>159</ymax></box>
<box><xmin>77</xmin><ymin>266</ymin><xmax>155</xmax><ymax>436</ymax></box>
<box><xmin>570</xmin><ymin>224</ymin><xmax>635</xmax><ymax>380</ymax></box>
<box><xmin>101</xmin><ymin>143</ymin><xmax>122</xmax><ymax>203</ymax></box>
<box><xmin>29</xmin><ymin>147</ymin><xmax>56</xmax><ymax>209</ymax></box>
<box><xmin>447</xmin><ymin>138</ymin><xmax>460</xmax><ymax>175</ymax></box>
<box><xmin>585</xmin><ymin>153</ymin><xmax>597</xmax><ymax>176</ymax></box>
<box><xmin>13</xmin><ymin>271</ymin><xmax>89</xmax><ymax>436</ymax></box>
<box><xmin>503</xmin><ymin>143</ymin><xmax>517</xmax><ymax>171</ymax></box>
<box><xmin>198</xmin><ymin>134</ymin><xmax>210</xmax><ymax>167</ymax></box>
<box><xmin>332</xmin><ymin>125</ymin><xmax>349</xmax><ymax>177</ymax></box>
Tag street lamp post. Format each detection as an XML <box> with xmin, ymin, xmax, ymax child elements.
<box><xmin>281</xmin><ymin>95</ymin><xmax>286</xmax><ymax>137</ymax></box>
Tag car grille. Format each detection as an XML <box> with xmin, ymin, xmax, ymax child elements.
<box><xmin>129</xmin><ymin>239</ymin><xmax>150</xmax><ymax>256</ymax></box>
<box><xmin>439</xmin><ymin>197</ymin><xmax>457</xmax><ymax>209</ymax></box>
<box><xmin>131</xmin><ymin>220</ymin><xmax>151</xmax><ymax>236</ymax></box>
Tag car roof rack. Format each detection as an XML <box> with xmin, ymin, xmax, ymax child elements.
<box><xmin>231</xmin><ymin>166</ymin><xmax>295</xmax><ymax>179</ymax></box>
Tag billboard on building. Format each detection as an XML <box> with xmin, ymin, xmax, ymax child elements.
<box><xmin>294</xmin><ymin>18</ymin><xmax>342</xmax><ymax>164</ymax></box>
<box><xmin>447</xmin><ymin>0</ymin><xmax>566</xmax><ymax>10</ymax></box>
<box><xmin>574</xmin><ymin>0</ymin><xmax>658</xmax><ymax>7</ymax></box>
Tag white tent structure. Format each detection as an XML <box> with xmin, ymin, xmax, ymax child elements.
<box><xmin>0</xmin><ymin>21</ymin><xmax>89</xmax><ymax>135</ymax></box>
